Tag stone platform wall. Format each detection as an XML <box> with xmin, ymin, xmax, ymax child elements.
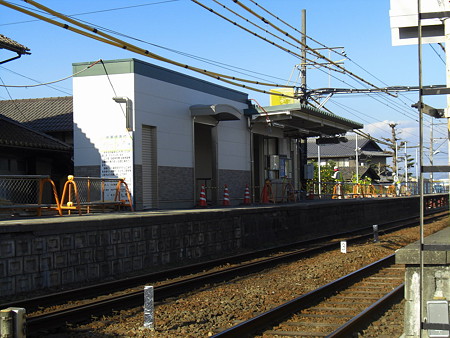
<box><xmin>0</xmin><ymin>195</ymin><xmax>441</xmax><ymax>299</ymax></box>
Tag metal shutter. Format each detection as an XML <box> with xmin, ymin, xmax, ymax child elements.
<box><xmin>142</xmin><ymin>125</ymin><xmax>158</xmax><ymax>209</ymax></box>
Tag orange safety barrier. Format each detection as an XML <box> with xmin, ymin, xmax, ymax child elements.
<box><xmin>60</xmin><ymin>175</ymin><xmax>133</xmax><ymax>215</ymax></box>
<box><xmin>386</xmin><ymin>185</ymin><xmax>396</xmax><ymax>197</ymax></box>
<box><xmin>332</xmin><ymin>184</ymin><xmax>343</xmax><ymax>199</ymax></box>
<box><xmin>352</xmin><ymin>184</ymin><xmax>361</xmax><ymax>198</ymax></box>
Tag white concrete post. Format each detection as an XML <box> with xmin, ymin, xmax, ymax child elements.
<box><xmin>143</xmin><ymin>286</ymin><xmax>155</xmax><ymax>330</ymax></box>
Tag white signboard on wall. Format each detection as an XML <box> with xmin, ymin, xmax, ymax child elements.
<box><xmin>100</xmin><ymin>133</ymin><xmax>133</xmax><ymax>200</ymax></box>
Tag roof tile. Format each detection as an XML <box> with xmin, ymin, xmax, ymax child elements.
<box><xmin>0</xmin><ymin>96</ymin><xmax>73</xmax><ymax>132</ymax></box>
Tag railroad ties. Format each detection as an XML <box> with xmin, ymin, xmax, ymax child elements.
<box><xmin>267</xmin><ymin>266</ymin><xmax>404</xmax><ymax>337</ymax></box>
<box><xmin>214</xmin><ymin>256</ymin><xmax>405</xmax><ymax>337</ymax></box>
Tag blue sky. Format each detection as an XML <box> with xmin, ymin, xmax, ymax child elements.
<box><xmin>1</xmin><ymin>0</ymin><xmax>448</xmax><ymax>169</ymax></box>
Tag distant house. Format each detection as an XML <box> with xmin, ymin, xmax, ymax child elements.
<box><xmin>0</xmin><ymin>96</ymin><xmax>73</xmax><ymax>146</ymax></box>
<box><xmin>0</xmin><ymin>114</ymin><xmax>71</xmax><ymax>184</ymax></box>
<box><xmin>307</xmin><ymin>135</ymin><xmax>391</xmax><ymax>182</ymax></box>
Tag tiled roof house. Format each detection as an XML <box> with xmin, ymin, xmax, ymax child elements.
<box><xmin>307</xmin><ymin>135</ymin><xmax>391</xmax><ymax>182</ymax></box>
<box><xmin>0</xmin><ymin>96</ymin><xmax>73</xmax><ymax>145</ymax></box>
<box><xmin>0</xmin><ymin>97</ymin><xmax>73</xmax><ymax>179</ymax></box>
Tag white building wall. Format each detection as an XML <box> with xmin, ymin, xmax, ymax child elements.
<box><xmin>217</xmin><ymin>120</ymin><xmax>249</xmax><ymax>170</ymax></box>
<box><xmin>73</xmin><ymin>73</ymin><xmax>135</xmax><ymax>166</ymax></box>
<box><xmin>73</xmin><ymin>59</ymin><xmax>250</xmax><ymax>208</ymax></box>
<box><xmin>133</xmin><ymin>73</ymin><xmax>249</xmax><ymax>171</ymax></box>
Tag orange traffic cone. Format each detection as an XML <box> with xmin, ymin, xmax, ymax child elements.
<box><xmin>223</xmin><ymin>185</ymin><xmax>230</xmax><ymax>206</ymax></box>
<box><xmin>198</xmin><ymin>184</ymin><xmax>207</xmax><ymax>207</ymax></box>
<box><xmin>243</xmin><ymin>184</ymin><xmax>251</xmax><ymax>205</ymax></box>
<box><xmin>261</xmin><ymin>180</ymin><xmax>271</xmax><ymax>204</ymax></box>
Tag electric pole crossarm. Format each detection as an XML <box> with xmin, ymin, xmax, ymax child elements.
<box><xmin>421</xmin><ymin>165</ymin><xmax>450</xmax><ymax>173</ymax></box>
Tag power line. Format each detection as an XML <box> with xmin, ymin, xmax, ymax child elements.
<box><xmin>0</xmin><ymin>65</ymin><xmax>71</xmax><ymax>94</ymax></box>
<box><xmin>189</xmin><ymin>0</ymin><xmax>342</xmax><ymax>74</ymax></box>
<box><xmin>231</xmin><ymin>0</ymin><xmax>396</xmax><ymax>97</ymax></box>
<box><xmin>0</xmin><ymin>0</ymin><xmax>297</xmax><ymax>99</ymax></box>
<box><xmin>5</xmin><ymin>0</ymin><xmax>295</xmax><ymax>86</ymax></box>
<box><xmin>0</xmin><ymin>0</ymin><xmax>182</xmax><ymax>26</ymax></box>
<box><xmin>0</xmin><ymin>59</ymin><xmax>101</xmax><ymax>88</ymax></box>
<box><xmin>0</xmin><ymin>74</ymin><xmax>28</xmax><ymax>121</ymax></box>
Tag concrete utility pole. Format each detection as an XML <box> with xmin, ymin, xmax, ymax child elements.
<box><xmin>430</xmin><ymin>118</ymin><xmax>434</xmax><ymax>188</ymax></box>
<box><xmin>355</xmin><ymin>133</ymin><xmax>359</xmax><ymax>184</ymax></box>
<box><xmin>300</xmin><ymin>9</ymin><xmax>307</xmax><ymax>103</ymax></box>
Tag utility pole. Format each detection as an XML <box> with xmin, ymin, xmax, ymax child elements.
<box><xmin>404</xmin><ymin>141</ymin><xmax>408</xmax><ymax>189</ymax></box>
<box><xmin>430</xmin><ymin>118</ymin><xmax>434</xmax><ymax>187</ymax></box>
<box><xmin>300</xmin><ymin>9</ymin><xmax>307</xmax><ymax>103</ymax></box>
<box><xmin>355</xmin><ymin>132</ymin><xmax>359</xmax><ymax>183</ymax></box>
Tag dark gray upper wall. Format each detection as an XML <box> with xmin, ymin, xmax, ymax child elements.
<box><xmin>73</xmin><ymin>58</ymin><xmax>249</xmax><ymax>104</ymax></box>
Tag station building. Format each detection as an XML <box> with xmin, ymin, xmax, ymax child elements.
<box><xmin>70</xmin><ymin>58</ymin><xmax>363</xmax><ymax>210</ymax></box>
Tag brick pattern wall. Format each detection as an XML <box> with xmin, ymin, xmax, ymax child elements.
<box><xmin>0</xmin><ymin>196</ymin><xmax>425</xmax><ymax>299</ymax></box>
<box><xmin>218</xmin><ymin>169</ymin><xmax>251</xmax><ymax>204</ymax></box>
<box><xmin>158</xmin><ymin>166</ymin><xmax>194</xmax><ymax>208</ymax></box>
<box><xmin>0</xmin><ymin>215</ymin><xmax>240</xmax><ymax>298</ymax></box>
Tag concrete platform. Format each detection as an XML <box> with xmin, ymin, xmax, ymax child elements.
<box><xmin>0</xmin><ymin>195</ymin><xmax>445</xmax><ymax>299</ymax></box>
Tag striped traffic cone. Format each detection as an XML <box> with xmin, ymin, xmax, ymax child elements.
<box><xmin>198</xmin><ymin>184</ymin><xmax>207</xmax><ymax>207</ymax></box>
<box><xmin>223</xmin><ymin>185</ymin><xmax>230</xmax><ymax>206</ymax></box>
<box><xmin>243</xmin><ymin>184</ymin><xmax>251</xmax><ymax>204</ymax></box>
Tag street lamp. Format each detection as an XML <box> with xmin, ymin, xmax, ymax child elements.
<box><xmin>113</xmin><ymin>96</ymin><xmax>133</xmax><ymax>131</ymax></box>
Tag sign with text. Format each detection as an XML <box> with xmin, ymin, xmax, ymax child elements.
<box><xmin>100</xmin><ymin>134</ymin><xmax>133</xmax><ymax>200</ymax></box>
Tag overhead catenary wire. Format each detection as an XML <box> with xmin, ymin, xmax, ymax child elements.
<box><xmin>247</xmin><ymin>0</ymin><xmax>394</xmax><ymax>90</ymax></box>
<box><xmin>1</xmin><ymin>0</ymin><xmax>297</xmax><ymax>99</ymax></box>
<box><xmin>231</xmin><ymin>0</ymin><xmax>396</xmax><ymax>97</ymax></box>
<box><xmin>210</xmin><ymin>0</ymin><xmax>302</xmax><ymax>53</ymax></box>
<box><xmin>247</xmin><ymin>0</ymin><xmax>345</xmax><ymax>59</ymax></box>
<box><xmin>3</xmin><ymin>0</ymin><xmax>296</xmax><ymax>87</ymax></box>
<box><xmin>245</xmin><ymin>1</ymin><xmax>427</xmax><ymax>123</ymax></box>
<box><xmin>308</xmin><ymin>63</ymin><xmax>420</xmax><ymax>122</ymax></box>
<box><xmin>189</xmin><ymin>0</ymin><xmax>341</xmax><ymax>74</ymax></box>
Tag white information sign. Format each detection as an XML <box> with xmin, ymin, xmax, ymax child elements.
<box><xmin>100</xmin><ymin>134</ymin><xmax>133</xmax><ymax>201</ymax></box>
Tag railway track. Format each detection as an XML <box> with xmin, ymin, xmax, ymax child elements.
<box><xmin>213</xmin><ymin>254</ymin><xmax>404</xmax><ymax>337</ymax></box>
<box><xmin>3</xmin><ymin>210</ymin><xmax>446</xmax><ymax>336</ymax></box>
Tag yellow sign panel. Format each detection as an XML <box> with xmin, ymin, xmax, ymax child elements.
<box><xmin>269</xmin><ymin>88</ymin><xmax>297</xmax><ymax>106</ymax></box>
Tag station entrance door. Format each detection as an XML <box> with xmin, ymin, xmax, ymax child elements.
<box><xmin>194</xmin><ymin>122</ymin><xmax>217</xmax><ymax>205</ymax></box>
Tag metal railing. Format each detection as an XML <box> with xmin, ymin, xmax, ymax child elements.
<box><xmin>0</xmin><ymin>175</ymin><xmax>61</xmax><ymax>216</ymax></box>
<box><xmin>60</xmin><ymin>176</ymin><xmax>133</xmax><ymax>215</ymax></box>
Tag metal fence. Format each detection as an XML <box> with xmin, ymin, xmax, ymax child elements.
<box><xmin>0</xmin><ymin>175</ymin><xmax>61</xmax><ymax>216</ymax></box>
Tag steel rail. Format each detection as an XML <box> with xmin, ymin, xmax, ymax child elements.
<box><xmin>9</xmin><ymin>209</ymin><xmax>447</xmax><ymax>335</ymax></box>
<box><xmin>212</xmin><ymin>254</ymin><xmax>396</xmax><ymax>337</ymax></box>
<box><xmin>327</xmin><ymin>284</ymin><xmax>404</xmax><ymax>338</ymax></box>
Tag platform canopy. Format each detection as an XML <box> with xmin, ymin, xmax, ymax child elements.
<box><xmin>245</xmin><ymin>102</ymin><xmax>363</xmax><ymax>137</ymax></box>
<box><xmin>190</xmin><ymin>104</ymin><xmax>241</xmax><ymax>122</ymax></box>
